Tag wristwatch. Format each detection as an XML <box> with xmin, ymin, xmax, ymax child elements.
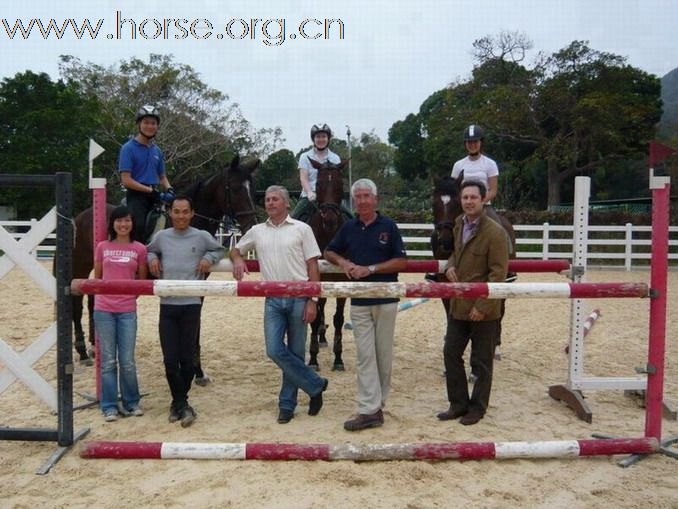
<box><xmin>368</xmin><ymin>264</ymin><xmax>377</xmax><ymax>274</ymax></box>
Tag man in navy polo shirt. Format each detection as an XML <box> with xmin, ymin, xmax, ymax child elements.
<box><xmin>324</xmin><ymin>178</ymin><xmax>407</xmax><ymax>431</ymax></box>
<box><xmin>119</xmin><ymin>105</ymin><xmax>173</xmax><ymax>242</ymax></box>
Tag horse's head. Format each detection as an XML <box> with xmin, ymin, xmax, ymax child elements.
<box><xmin>217</xmin><ymin>154</ymin><xmax>260</xmax><ymax>233</ymax></box>
<box><xmin>310</xmin><ymin>158</ymin><xmax>348</xmax><ymax>234</ymax></box>
<box><xmin>431</xmin><ymin>172</ymin><xmax>463</xmax><ymax>257</ymax></box>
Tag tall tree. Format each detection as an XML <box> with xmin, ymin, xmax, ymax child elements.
<box><xmin>259</xmin><ymin>149</ymin><xmax>298</xmax><ymax>191</ymax></box>
<box><xmin>533</xmin><ymin>42</ymin><xmax>661</xmax><ymax>205</ymax></box>
<box><xmin>0</xmin><ymin>71</ymin><xmax>101</xmax><ymax>216</ymax></box>
<box><xmin>58</xmin><ymin>54</ymin><xmax>281</xmax><ymax>192</ymax></box>
<box><xmin>390</xmin><ymin>36</ymin><xmax>662</xmax><ymax>208</ymax></box>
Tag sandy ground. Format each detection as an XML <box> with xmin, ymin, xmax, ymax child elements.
<box><xmin>0</xmin><ymin>265</ymin><xmax>677</xmax><ymax>509</ymax></box>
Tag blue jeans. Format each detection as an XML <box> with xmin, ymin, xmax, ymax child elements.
<box><xmin>93</xmin><ymin>311</ymin><xmax>140</xmax><ymax>413</ymax></box>
<box><xmin>264</xmin><ymin>297</ymin><xmax>325</xmax><ymax>412</ymax></box>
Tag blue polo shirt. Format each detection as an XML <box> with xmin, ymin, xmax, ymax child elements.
<box><xmin>118</xmin><ymin>138</ymin><xmax>165</xmax><ymax>185</ymax></box>
<box><xmin>326</xmin><ymin>212</ymin><xmax>407</xmax><ymax>306</ymax></box>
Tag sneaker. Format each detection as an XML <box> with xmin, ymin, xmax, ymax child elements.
<box><xmin>179</xmin><ymin>406</ymin><xmax>197</xmax><ymax>428</ymax></box>
<box><xmin>308</xmin><ymin>378</ymin><xmax>328</xmax><ymax>416</ymax></box>
<box><xmin>128</xmin><ymin>406</ymin><xmax>144</xmax><ymax>417</ymax></box>
<box><xmin>168</xmin><ymin>405</ymin><xmax>180</xmax><ymax>423</ymax></box>
<box><xmin>277</xmin><ymin>409</ymin><xmax>294</xmax><ymax>424</ymax></box>
<box><xmin>344</xmin><ymin>409</ymin><xmax>384</xmax><ymax>431</ymax></box>
<box><xmin>103</xmin><ymin>410</ymin><xmax>119</xmax><ymax>422</ymax></box>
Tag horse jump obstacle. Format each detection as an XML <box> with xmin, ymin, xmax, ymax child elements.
<box><xmin>211</xmin><ymin>258</ymin><xmax>571</xmax><ymax>274</ymax></box>
<box><xmin>0</xmin><ymin>173</ymin><xmax>89</xmax><ymax>475</ymax></box>
<box><xmin>81</xmin><ymin>437</ymin><xmax>657</xmax><ymax>461</ymax></box>
<box><xmin>71</xmin><ymin>279</ymin><xmax>649</xmax><ymax>300</ymax></box>
<box><xmin>79</xmin><ymin>170</ymin><xmax>671</xmax><ymax>464</ymax></box>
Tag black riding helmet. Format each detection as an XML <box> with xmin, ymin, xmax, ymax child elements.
<box><xmin>310</xmin><ymin>123</ymin><xmax>332</xmax><ymax>141</ymax></box>
<box><xmin>136</xmin><ymin>104</ymin><xmax>161</xmax><ymax>125</ymax></box>
<box><xmin>463</xmin><ymin>124</ymin><xmax>484</xmax><ymax>142</ymax></box>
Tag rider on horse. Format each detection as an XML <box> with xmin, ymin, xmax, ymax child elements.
<box><xmin>452</xmin><ymin>125</ymin><xmax>515</xmax><ymax>266</ymax></box>
<box><xmin>119</xmin><ymin>104</ymin><xmax>175</xmax><ymax>243</ymax></box>
<box><xmin>291</xmin><ymin>123</ymin><xmax>352</xmax><ymax>224</ymax></box>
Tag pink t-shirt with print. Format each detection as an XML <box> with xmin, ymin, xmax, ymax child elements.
<box><xmin>94</xmin><ymin>240</ymin><xmax>147</xmax><ymax>313</ymax></box>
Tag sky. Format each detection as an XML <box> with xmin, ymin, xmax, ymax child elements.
<box><xmin>1</xmin><ymin>0</ymin><xmax>677</xmax><ymax>153</ymax></box>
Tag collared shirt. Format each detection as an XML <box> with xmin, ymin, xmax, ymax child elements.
<box><xmin>462</xmin><ymin>215</ymin><xmax>479</xmax><ymax>246</ymax></box>
<box><xmin>326</xmin><ymin>212</ymin><xmax>407</xmax><ymax>306</ymax></box>
<box><xmin>235</xmin><ymin>215</ymin><xmax>321</xmax><ymax>281</ymax></box>
<box><xmin>118</xmin><ymin>138</ymin><xmax>166</xmax><ymax>185</ymax></box>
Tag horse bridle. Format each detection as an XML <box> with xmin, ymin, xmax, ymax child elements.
<box><xmin>192</xmin><ymin>175</ymin><xmax>258</xmax><ymax>230</ymax></box>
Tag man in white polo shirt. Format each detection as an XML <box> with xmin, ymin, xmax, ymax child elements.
<box><xmin>230</xmin><ymin>185</ymin><xmax>329</xmax><ymax>424</ymax></box>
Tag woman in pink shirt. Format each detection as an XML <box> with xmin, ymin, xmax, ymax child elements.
<box><xmin>93</xmin><ymin>205</ymin><xmax>148</xmax><ymax>422</ymax></box>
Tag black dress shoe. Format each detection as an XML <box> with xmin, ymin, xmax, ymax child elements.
<box><xmin>308</xmin><ymin>378</ymin><xmax>328</xmax><ymax>416</ymax></box>
<box><xmin>277</xmin><ymin>409</ymin><xmax>294</xmax><ymax>424</ymax></box>
<box><xmin>436</xmin><ymin>407</ymin><xmax>468</xmax><ymax>421</ymax></box>
<box><xmin>459</xmin><ymin>411</ymin><xmax>483</xmax><ymax>426</ymax></box>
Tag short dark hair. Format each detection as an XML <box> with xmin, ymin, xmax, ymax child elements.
<box><xmin>170</xmin><ymin>195</ymin><xmax>193</xmax><ymax>210</ymax></box>
<box><xmin>460</xmin><ymin>180</ymin><xmax>487</xmax><ymax>200</ymax></box>
<box><xmin>108</xmin><ymin>205</ymin><xmax>135</xmax><ymax>241</ymax></box>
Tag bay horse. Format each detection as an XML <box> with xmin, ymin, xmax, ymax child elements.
<box><xmin>71</xmin><ymin>155</ymin><xmax>260</xmax><ymax>368</ymax></box>
<box><xmin>431</xmin><ymin>173</ymin><xmax>516</xmax><ymax>362</ymax></box>
<box><xmin>307</xmin><ymin>158</ymin><xmax>350</xmax><ymax>371</ymax></box>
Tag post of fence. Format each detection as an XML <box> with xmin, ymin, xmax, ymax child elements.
<box><xmin>542</xmin><ymin>222</ymin><xmax>550</xmax><ymax>260</ymax></box>
<box><xmin>624</xmin><ymin>223</ymin><xmax>633</xmax><ymax>271</ymax></box>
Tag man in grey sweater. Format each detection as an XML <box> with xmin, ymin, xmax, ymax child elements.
<box><xmin>147</xmin><ymin>196</ymin><xmax>225</xmax><ymax>427</ymax></box>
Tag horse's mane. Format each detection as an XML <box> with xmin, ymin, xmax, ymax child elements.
<box><xmin>182</xmin><ymin>179</ymin><xmax>203</xmax><ymax>200</ymax></box>
<box><xmin>434</xmin><ymin>176</ymin><xmax>459</xmax><ymax>195</ymax></box>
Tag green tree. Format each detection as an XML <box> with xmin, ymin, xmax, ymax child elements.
<box><xmin>259</xmin><ymin>149</ymin><xmax>298</xmax><ymax>191</ymax></box>
<box><xmin>58</xmin><ymin>54</ymin><xmax>281</xmax><ymax>195</ymax></box>
<box><xmin>0</xmin><ymin>71</ymin><xmax>101</xmax><ymax>217</ymax></box>
<box><xmin>388</xmin><ymin>113</ymin><xmax>426</xmax><ymax>180</ymax></box>
<box><xmin>389</xmin><ymin>35</ymin><xmax>662</xmax><ymax>209</ymax></box>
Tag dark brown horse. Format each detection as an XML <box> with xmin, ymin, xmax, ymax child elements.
<box><xmin>307</xmin><ymin>158</ymin><xmax>350</xmax><ymax>371</ymax></box>
<box><xmin>72</xmin><ymin>155</ymin><xmax>260</xmax><ymax>367</ymax></box>
<box><xmin>430</xmin><ymin>173</ymin><xmax>516</xmax><ymax>352</ymax></box>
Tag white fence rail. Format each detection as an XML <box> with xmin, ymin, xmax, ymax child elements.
<box><xmin>3</xmin><ymin>220</ymin><xmax>677</xmax><ymax>270</ymax></box>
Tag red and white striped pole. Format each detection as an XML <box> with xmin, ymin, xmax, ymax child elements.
<box><xmin>210</xmin><ymin>259</ymin><xmax>571</xmax><ymax>274</ymax></box>
<box><xmin>80</xmin><ymin>437</ymin><xmax>657</xmax><ymax>461</ymax></box>
<box><xmin>71</xmin><ymin>279</ymin><xmax>649</xmax><ymax>300</ymax></box>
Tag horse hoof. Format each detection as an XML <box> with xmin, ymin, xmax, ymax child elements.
<box><xmin>194</xmin><ymin>375</ymin><xmax>211</xmax><ymax>387</ymax></box>
<box><xmin>79</xmin><ymin>357</ymin><xmax>94</xmax><ymax>367</ymax></box>
<box><xmin>309</xmin><ymin>363</ymin><xmax>320</xmax><ymax>372</ymax></box>
<box><xmin>87</xmin><ymin>348</ymin><xmax>96</xmax><ymax>359</ymax></box>
<box><xmin>331</xmin><ymin>364</ymin><xmax>345</xmax><ymax>372</ymax></box>
<box><xmin>319</xmin><ymin>341</ymin><xmax>328</xmax><ymax>348</ymax></box>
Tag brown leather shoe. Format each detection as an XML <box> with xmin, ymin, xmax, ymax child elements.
<box><xmin>436</xmin><ymin>407</ymin><xmax>468</xmax><ymax>421</ymax></box>
<box><xmin>344</xmin><ymin>410</ymin><xmax>384</xmax><ymax>431</ymax></box>
<box><xmin>459</xmin><ymin>411</ymin><xmax>483</xmax><ymax>426</ymax></box>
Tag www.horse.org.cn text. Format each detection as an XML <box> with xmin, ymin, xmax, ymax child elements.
<box><xmin>1</xmin><ymin>11</ymin><xmax>346</xmax><ymax>46</ymax></box>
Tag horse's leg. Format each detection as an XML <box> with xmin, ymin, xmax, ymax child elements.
<box><xmin>318</xmin><ymin>298</ymin><xmax>328</xmax><ymax>348</ymax></box>
<box><xmin>310</xmin><ymin>298</ymin><xmax>329</xmax><ymax>370</ymax></box>
<box><xmin>308</xmin><ymin>300</ymin><xmax>323</xmax><ymax>371</ymax></box>
<box><xmin>494</xmin><ymin>299</ymin><xmax>505</xmax><ymax>360</ymax></box>
<box><xmin>331</xmin><ymin>297</ymin><xmax>346</xmax><ymax>371</ymax></box>
<box><xmin>72</xmin><ymin>295</ymin><xmax>92</xmax><ymax>365</ymax></box>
